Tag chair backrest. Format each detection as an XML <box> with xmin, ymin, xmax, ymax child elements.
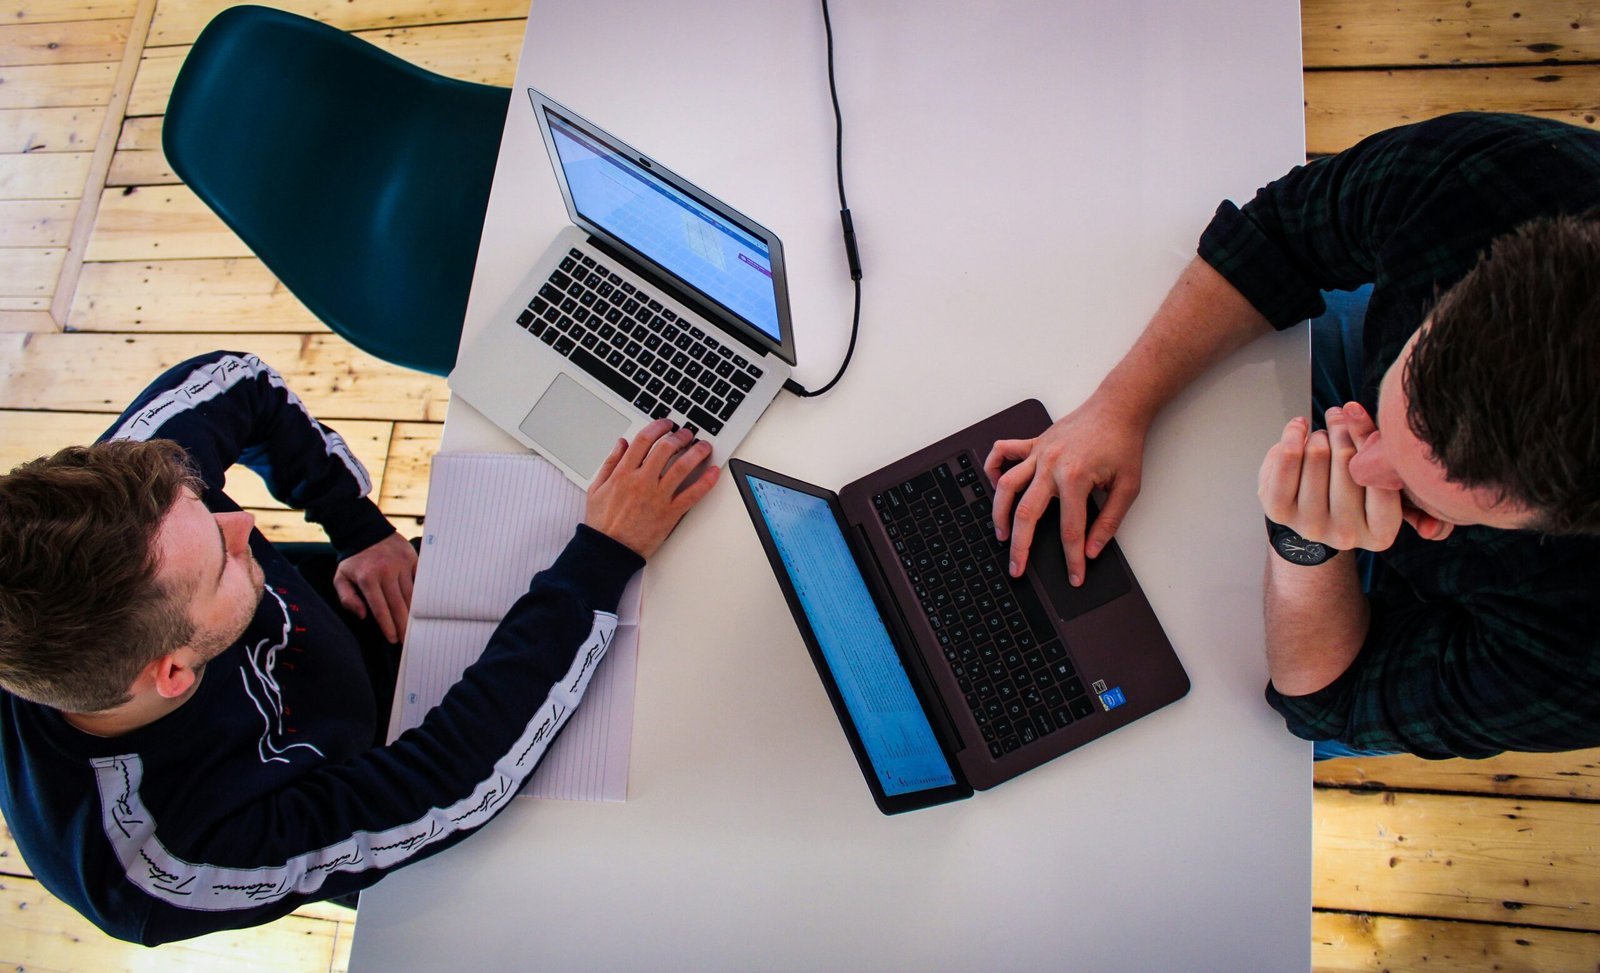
<box><xmin>163</xmin><ymin>5</ymin><xmax>512</xmax><ymax>375</ymax></box>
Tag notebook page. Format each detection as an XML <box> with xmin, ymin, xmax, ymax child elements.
<box><xmin>394</xmin><ymin>451</ymin><xmax>641</xmax><ymax>801</ymax></box>
<box><xmin>398</xmin><ymin>617</ymin><xmax>637</xmax><ymax>802</ymax></box>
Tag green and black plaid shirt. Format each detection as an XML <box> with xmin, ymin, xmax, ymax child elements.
<box><xmin>1197</xmin><ymin>112</ymin><xmax>1600</xmax><ymax>758</ymax></box>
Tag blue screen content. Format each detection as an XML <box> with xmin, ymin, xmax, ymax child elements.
<box><xmin>748</xmin><ymin>477</ymin><xmax>958</xmax><ymax>797</ymax></box>
<box><xmin>547</xmin><ymin>112</ymin><xmax>782</xmax><ymax>343</ymax></box>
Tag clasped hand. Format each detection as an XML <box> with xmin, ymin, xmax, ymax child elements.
<box><xmin>334</xmin><ymin>531</ymin><xmax>419</xmax><ymax>644</ymax></box>
<box><xmin>1258</xmin><ymin>402</ymin><xmax>1401</xmax><ymax>552</ymax></box>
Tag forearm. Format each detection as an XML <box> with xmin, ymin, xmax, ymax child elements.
<box><xmin>1263</xmin><ymin>549</ymin><xmax>1369</xmax><ymax>696</ymax></box>
<box><xmin>1092</xmin><ymin>257</ymin><xmax>1273</xmax><ymax>425</ymax></box>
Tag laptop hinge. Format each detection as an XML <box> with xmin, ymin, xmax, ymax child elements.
<box><xmin>585</xmin><ymin>235</ymin><xmax>775</xmax><ymax>360</ymax></box>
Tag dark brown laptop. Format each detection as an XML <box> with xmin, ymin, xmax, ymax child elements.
<box><xmin>731</xmin><ymin>399</ymin><xmax>1189</xmax><ymax>813</ymax></box>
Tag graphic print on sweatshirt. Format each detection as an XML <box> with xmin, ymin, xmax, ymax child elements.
<box><xmin>241</xmin><ymin>586</ymin><xmax>325</xmax><ymax>765</ymax></box>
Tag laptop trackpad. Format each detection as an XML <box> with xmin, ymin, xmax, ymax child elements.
<box><xmin>519</xmin><ymin>374</ymin><xmax>631</xmax><ymax>479</ymax></box>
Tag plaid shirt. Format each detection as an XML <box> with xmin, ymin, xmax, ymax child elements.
<box><xmin>1197</xmin><ymin>112</ymin><xmax>1600</xmax><ymax>758</ymax></box>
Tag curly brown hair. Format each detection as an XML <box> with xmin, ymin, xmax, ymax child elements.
<box><xmin>0</xmin><ymin>439</ymin><xmax>200</xmax><ymax>712</ymax></box>
<box><xmin>1407</xmin><ymin>211</ymin><xmax>1600</xmax><ymax>535</ymax></box>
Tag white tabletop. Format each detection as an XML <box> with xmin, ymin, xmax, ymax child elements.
<box><xmin>351</xmin><ymin>2</ymin><xmax>1312</xmax><ymax>970</ymax></box>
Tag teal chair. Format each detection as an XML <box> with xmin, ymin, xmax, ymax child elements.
<box><xmin>163</xmin><ymin>5</ymin><xmax>511</xmax><ymax>375</ymax></box>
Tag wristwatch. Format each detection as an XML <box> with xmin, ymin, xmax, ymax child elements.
<box><xmin>1265</xmin><ymin>517</ymin><xmax>1340</xmax><ymax>566</ymax></box>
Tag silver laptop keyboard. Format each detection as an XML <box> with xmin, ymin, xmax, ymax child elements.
<box><xmin>515</xmin><ymin>247</ymin><xmax>764</xmax><ymax>437</ymax></box>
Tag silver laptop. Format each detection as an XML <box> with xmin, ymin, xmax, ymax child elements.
<box><xmin>449</xmin><ymin>88</ymin><xmax>798</xmax><ymax>486</ymax></box>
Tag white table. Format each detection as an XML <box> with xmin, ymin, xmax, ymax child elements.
<box><xmin>352</xmin><ymin>2</ymin><xmax>1312</xmax><ymax>969</ymax></box>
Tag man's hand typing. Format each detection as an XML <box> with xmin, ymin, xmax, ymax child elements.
<box><xmin>986</xmin><ymin>396</ymin><xmax>1148</xmax><ymax>584</ymax></box>
<box><xmin>584</xmin><ymin>419</ymin><xmax>719</xmax><ymax>559</ymax></box>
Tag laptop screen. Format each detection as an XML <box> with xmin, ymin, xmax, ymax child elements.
<box><xmin>746</xmin><ymin>475</ymin><xmax>958</xmax><ymax>797</ymax></box>
<box><xmin>544</xmin><ymin>109</ymin><xmax>784</xmax><ymax>345</ymax></box>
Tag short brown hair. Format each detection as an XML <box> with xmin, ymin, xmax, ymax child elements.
<box><xmin>0</xmin><ymin>440</ymin><xmax>200</xmax><ymax>712</ymax></box>
<box><xmin>1407</xmin><ymin>212</ymin><xmax>1600</xmax><ymax>534</ymax></box>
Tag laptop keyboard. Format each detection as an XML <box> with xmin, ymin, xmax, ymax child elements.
<box><xmin>515</xmin><ymin>248</ymin><xmax>764</xmax><ymax>437</ymax></box>
<box><xmin>874</xmin><ymin>453</ymin><xmax>1096</xmax><ymax>760</ymax></box>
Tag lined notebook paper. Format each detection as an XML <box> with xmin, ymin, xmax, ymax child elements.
<box><xmin>391</xmin><ymin>451</ymin><xmax>642</xmax><ymax>801</ymax></box>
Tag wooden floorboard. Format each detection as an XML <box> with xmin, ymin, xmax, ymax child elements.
<box><xmin>1</xmin><ymin>1</ymin><xmax>1599</xmax><ymax>970</ymax></box>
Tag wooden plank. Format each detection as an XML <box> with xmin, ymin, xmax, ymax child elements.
<box><xmin>0</xmin><ymin>409</ymin><xmax>392</xmax><ymax>512</ymax></box>
<box><xmin>252</xmin><ymin>506</ymin><xmax>423</xmax><ymax>542</ymax></box>
<box><xmin>48</xmin><ymin>0</ymin><xmax>156</xmax><ymax>328</ymax></box>
<box><xmin>377</xmin><ymin>420</ymin><xmax>441</xmax><ymax>517</ymax></box>
<box><xmin>1314</xmin><ymin>788</ymin><xmax>1600</xmax><ymax>930</ymax></box>
<box><xmin>83</xmin><ymin>184</ymin><xmax>248</xmax><ymax>261</ymax></box>
<box><xmin>0</xmin><ymin>18</ymin><xmax>131</xmax><ymax>67</ymax></box>
<box><xmin>1313</xmin><ymin>910</ymin><xmax>1600</xmax><ymax>973</ymax></box>
<box><xmin>0</xmin><ymin>106</ymin><xmax>106</xmax><ymax>153</ymax></box>
<box><xmin>107</xmin><ymin>115</ymin><xmax>172</xmax><ymax>184</ymax></box>
<box><xmin>0</xmin><ymin>812</ymin><xmax>32</xmax><ymax>877</ymax></box>
<box><xmin>129</xmin><ymin>18</ymin><xmax>523</xmax><ymax>116</ymax></box>
<box><xmin>147</xmin><ymin>0</ymin><xmax>530</xmax><ymax>47</ymax></box>
<box><xmin>1305</xmin><ymin>64</ymin><xmax>1600</xmax><ymax>156</ymax></box>
<box><xmin>1317</xmin><ymin>749</ymin><xmax>1600</xmax><ymax>801</ymax></box>
<box><xmin>0</xmin><ymin>2</ymin><xmax>136</xmax><ymax>25</ymax></box>
<box><xmin>0</xmin><ymin>150</ymin><xmax>93</xmax><ymax>199</ymax></box>
<box><xmin>1303</xmin><ymin>0</ymin><xmax>1600</xmax><ymax>69</ymax></box>
<box><xmin>115</xmin><ymin>111</ymin><xmax>159</xmax><ymax>149</ymax></box>
<box><xmin>0</xmin><ymin>247</ymin><xmax>65</xmax><ymax>296</ymax></box>
<box><xmin>105</xmin><ymin>145</ymin><xmax>174</xmax><ymax>184</ymax></box>
<box><xmin>68</xmin><ymin>257</ymin><xmax>325</xmax><ymax>332</ymax></box>
<box><xmin>0</xmin><ymin>199</ymin><xmax>77</xmax><ymax>246</ymax></box>
<box><xmin>0</xmin><ymin>60</ymin><xmax>119</xmax><ymax>110</ymax></box>
<box><xmin>0</xmin><ymin>332</ymin><xmax>450</xmax><ymax>421</ymax></box>
<box><xmin>0</xmin><ymin>298</ymin><xmax>56</xmax><ymax>331</ymax></box>
<box><xmin>0</xmin><ymin>874</ymin><xmax>346</xmax><ymax>973</ymax></box>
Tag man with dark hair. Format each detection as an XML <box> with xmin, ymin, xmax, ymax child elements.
<box><xmin>0</xmin><ymin>351</ymin><xmax>717</xmax><ymax>943</ymax></box>
<box><xmin>986</xmin><ymin>112</ymin><xmax>1600</xmax><ymax>760</ymax></box>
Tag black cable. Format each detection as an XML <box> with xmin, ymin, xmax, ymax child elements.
<box><xmin>785</xmin><ymin>0</ymin><xmax>863</xmax><ymax>398</ymax></box>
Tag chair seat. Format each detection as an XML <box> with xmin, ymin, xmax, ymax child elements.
<box><xmin>163</xmin><ymin>6</ymin><xmax>512</xmax><ymax>376</ymax></box>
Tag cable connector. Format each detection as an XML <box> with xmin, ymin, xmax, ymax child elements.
<box><xmin>840</xmin><ymin>208</ymin><xmax>862</xmax><ymax>281</ymax></box>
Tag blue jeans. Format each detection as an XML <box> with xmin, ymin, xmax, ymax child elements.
<box><xmin>1304</xmin><ymin>286</ymin><xmax>1399</xmax><ymax>761</ymax></box>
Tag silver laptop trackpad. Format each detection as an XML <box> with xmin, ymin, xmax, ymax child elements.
<box><xmin>519</xmin><ymin>374</ymin><xmax>632</xmax><ymax>478</ymax></box>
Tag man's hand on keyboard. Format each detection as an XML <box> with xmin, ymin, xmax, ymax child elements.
<box><xmin>585</xmin><ymin>419</ymin><xmax>719</xmax><ymax>558</ymax></box>
<box><xmin>986</xmin><ymin>396</ymin><xmax>1147</xmax><ymax>585</ymax></box>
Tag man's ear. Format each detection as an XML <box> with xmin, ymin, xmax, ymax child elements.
<box><xmin>144</xmin><ymin>650</ymin><xmax>201</xmax><ymax>700</ymax></box>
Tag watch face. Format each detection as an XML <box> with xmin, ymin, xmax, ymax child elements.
<box><xmin>1274</xmin><ymin>532</ymin><xmax>1333</xmax><ymax>566</ymax></box>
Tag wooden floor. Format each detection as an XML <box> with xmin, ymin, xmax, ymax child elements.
<box><xmin>1</xmin><ymin>1</ymin><xmax>1598</xmax><ymax>970</ymax></box>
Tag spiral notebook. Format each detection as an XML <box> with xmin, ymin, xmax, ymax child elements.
<box><xmin>388</xmin><ymin>451</ymin><xmax>643</xmax><ymax>801</ymax></box>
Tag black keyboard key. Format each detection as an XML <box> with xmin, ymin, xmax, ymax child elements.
<box><xmin>1070</xmin><ymin>696</ymin><xmax>1096</xmax><ymax>720</ymax></box>
<box><xmin>716</xmin><ymin>359</ymin><xmax>735</xmax><ymax>379</ymax></box>
<box><xmin>516</xmin><ymin>309</ymin><xmax>535</xmax><ymax>329</ymax></box>
<box><xmin>539</xmin><ymin>328</ymin><xmax>557</xmax><ymax>346</ymax></box>
<box><xmin>730</xmin><ymin>369</ymin><xmax>756</xmax><ymax>393</ymax></box>
<box><xmin>550</xmin><ymin>270</ymin><xmax>573</xmax><ymax>290</ymax></box>
<box><xmin>554</xmin><ymin>335</ymin><xmax>575</xmax><ymax>356</ymax></box>
<box><xmin>687</xmin><ymin>405</ymin><xmax>723</xmax><ymax>437</ymax></box>
<box><xmin>539</xmin><ymin>283</ymin><xmax>562</xmax><ymax>303</ymax></box>
<box><xmin>748</xmin><ymin>363</ymin><xmax>764</xmax><ymax>379</ymax></box>
<box><xmin>650</xmin><ymin>403</ymin><xmax>671</xmax><ymax>420</ymax></box>
<box><xmin>663</xmin><ymin>309</ymin><xmax>678</xmax><ymax>321</ymax></box>
<box><xmin>716</xmin><ymin>398</ymin><xmax>738</xmax><ymax>421</ymax></box>
<box><xmin>569</xmin><ymin>346</ymin><xmax>640</xmax><ymax>403</ymax></box>
<box><xmin>634</xmin><ymin>392</ymin><xmax>657</xmax><ymax>414</ymax></box>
